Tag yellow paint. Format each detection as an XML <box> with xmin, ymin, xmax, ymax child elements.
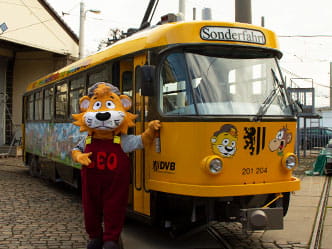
<box><xmin>26</xmin><ymin>21</ymin><xmax>279</xmax><ymax>92</ymax></box>
<box><xmin>132</xmin><ymin>53</ymin><xmax>151</xmax><ymax>216</ymax></box>
<box><xmin>145</xmin><ymin>121</ymin><xmax>300</xmax><ymax>197</ymax></box>
<box><xmin>148</xmin><ymin>177</ymin><xmax>300</xmax><ymax>197</ymax></box>
<box><xmin>22</xmin><ymin>19</ymin><xmax>295</xmax><ymax>220</ymax></box>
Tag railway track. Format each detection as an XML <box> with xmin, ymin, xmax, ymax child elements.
<box><xmin>207</xmin><ymin>225</ymin><xmax>233</xmax><ymax>249</ymax></box>
<box><xmin>309</xmin><ymin>176</ymin><xmax>331</xmax><ymax>249</ymax></box>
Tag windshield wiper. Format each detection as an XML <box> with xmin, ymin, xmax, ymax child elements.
<box><xmin>253</xmin><ymin>69</ymin><xmax>283</xmax><ymax>121</ymax></box>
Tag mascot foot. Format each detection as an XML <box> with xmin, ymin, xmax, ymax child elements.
<box><xmin>87</xmin><ymin>238</ymin><xmax>103</xmax><ymax>249</ymax></box>
<box><xmin>103</xmin><ymin>241</ymin><xmax>120</xmax><ymax>249</ymax></box>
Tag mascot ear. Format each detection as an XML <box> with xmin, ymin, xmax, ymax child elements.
<box><xmin>79</xmin><ymin>96</ymin><xmax>90</xmax><ymax>112</ymax></box>
<box><xmin>211</xmin><ymin>136</ymin><xmax>217</xmax><ymax>144</ymax></box>
<box><xmin>120</xmin><ymin>95</ymin><xmax>132</xmax><ymax>111</ymax></box>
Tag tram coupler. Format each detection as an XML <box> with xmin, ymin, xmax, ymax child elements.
<box><xmin>240</xmin><ymin>207</ymin><xmax>283</xmax><ymax>230</ymax></box>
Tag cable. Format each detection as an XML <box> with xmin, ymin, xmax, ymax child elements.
<box><xmin>281</xmin><ymin>67</ymin><xmax>330</xmax><ymax>89</ymax></box>
<box><xmin>279</xmin><ymin>35</ymin><xmax>332</xmax><ymax>38</ymax></box>
<box><xmin>64</xmin><ymin>1</ymin><xmax>80</xmax><ymax>14</ymax></box>
<box><xmin>0</xmin><ymin>0</ymin><xmax>43</xmax><ymax>9</ymax></box>
<box><xmin>19</xmin><ymin>0</ymin><xmax>69</xmax><ymax>47</ymax></box>
<box><xmin>2</xmin><ymin>19</ymin><xmax>53</xmax><ymax>34</ymax></box>
<box><xmin>282</xmin><ymin>51</ymin><xmax>331</xmax><ymax>63</ymax></box>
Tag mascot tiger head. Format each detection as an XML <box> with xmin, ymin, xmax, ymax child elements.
<box><xmin>72</xmin><ymin>82</ymin><xmax>137</xmax><ymax>137</ymax></box>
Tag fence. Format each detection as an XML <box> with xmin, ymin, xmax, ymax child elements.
<box><xmin>296</xmin><ymin>116</ymin><xmax>332</xmax><ymax>159</ymax></box>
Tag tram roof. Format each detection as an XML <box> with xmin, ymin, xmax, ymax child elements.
<box><xmin>26</xmin><ymin>20</ymin><xmax>280</xmax><ymax>92</ymax></box>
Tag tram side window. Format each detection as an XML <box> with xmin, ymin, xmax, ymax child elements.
<box><xmin>44</xmin><ymin>87</ymin><xmax>54</xmax><ymax>120</ymax></box>
<box><xmin>88</xmin><ymin>67</ymin><xmax>109</xmax><ymax>87</ymax></box>
<box><xmin>160</xmin><ymin>53</ymin><xmax>194</xmax><ymax>115</ymax></box>
<box><xmin>27</xmin><ymin>94</ymin><xmax>34</xmax><ymax>121</ymax></box>
<box><xmin>122</xmin><ymin>71</ymin><xmax>133</xmax><ymax>97</ymax></box>
<box><xmin>34</xmin><ymin>91</ymin><xmax>43</xmax><ymax>120</ymax></box>
<box><xmin>55</xmin><ymin>83</ymin><xmax>68</xmax><ymax>120</ymax></box>
<box><xmin>70</xmin><ymin>78</ymin><xmax>85</xmax><ymax>116</ymax></box>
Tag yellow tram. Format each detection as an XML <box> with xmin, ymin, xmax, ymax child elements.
<box><xmin>23</xmin><ymin>16</ymin><xmax>300</xmax><ymax>232</ymax></box>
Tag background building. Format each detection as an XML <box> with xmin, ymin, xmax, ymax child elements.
<box><xmin>0</xmin><ymin>0</ymin><xmax>78</xmax><ymax>145</ymax></box>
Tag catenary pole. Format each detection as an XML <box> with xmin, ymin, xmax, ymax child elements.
<box><xmin>235</xmin><ymin>0</ymin><xmax>252</xmax><ymax>24</ymax></box>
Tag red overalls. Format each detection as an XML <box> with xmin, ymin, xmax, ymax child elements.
<box><xmin>81</xmin><ymin>138</ymin><xmax>130</xmax><ymax>242</ymax></box>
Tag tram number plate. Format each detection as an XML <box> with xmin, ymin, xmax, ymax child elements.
<box><xmin>241</xmin><ymin>167</ymin><xmax>268</xmax><ymax>175</ymax></box>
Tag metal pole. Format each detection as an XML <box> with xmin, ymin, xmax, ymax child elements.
<box><xmin>139</xmin><ymin>0</ymin><xmax>157</xmax><ymax>30</ymax></box>
<box><xmin>179</xmin><ymin>0</ymin><xmax>185</xmax><ymax>18</ymax></box>
<box><xmin>235</xmin><ymin>0</ymin><xmax>252</xmax><ymax>24</ymax></box>
<box><xmin>202</xmin><ymin>8</ymin><xmax>212</xmax><ymax>20</ymax></box>
<box><xmin>330</xmin><ymin>62</ymin><xmax>332</xmax><ymax>108</ymax></box>
<box><xmin>79</xmin><ymin>1</ymin><xmax>85</xmax><ymax>59</ymax></box>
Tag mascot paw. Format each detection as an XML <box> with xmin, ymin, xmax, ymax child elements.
<box><xmin>148</xmin><ymin>120</ymin><xmax>161</xmax><ymax>130</ymax></box>
<box><xmin>77</xmin><ymin>152</ymin><xmax>92</xmax><ymax>166</ymax></box>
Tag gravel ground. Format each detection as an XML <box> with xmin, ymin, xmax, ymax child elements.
<box><xmin>0</xmin><ymin>154</ymin><xmax>319</xmax><ymax>249</ymax></box>
<box><xmin>294</xmin><ymin>155</ymin><xmax>317</xmax><ymax>178</ymax></box>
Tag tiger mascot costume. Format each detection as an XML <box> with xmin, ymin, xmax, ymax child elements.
<box><xmin>72</xmin><ymin>82</ymin><xmax>160</xmax><ymax>249</ymax></box>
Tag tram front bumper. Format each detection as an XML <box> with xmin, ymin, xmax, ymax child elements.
<box><xmin>148</xmin><ymin>176</ymin><xmax>300</xmax><ymax>197</ymax></box>
<box><xmin>240</xmin><ymin>207</ymin><xmax>284</xmax><ymax>230</ymax></box>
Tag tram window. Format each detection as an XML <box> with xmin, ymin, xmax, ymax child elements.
<box><xmin>122</xmin><ymin>71</ymin><xmax>133</xmax><ymax>97</ymax></box>
<box><xmin>70</xmin><ymin>78</ymin><xmax>85</xmax><ymax>116</ymax></box>
<box><xmin>34</xmin><ymin>91</ymin><xmax>43</xmax><ymax>120</ymax></box>
<box><xmin>55</xmin><ymin>83</ymin><xmax>68</xmax><ymax>120</ymax></box>
<box><xmin>252</xmin><ymin>64</ymin><xmax>264</xmax><ymax>95</ymax></box>
<box><xmin>27</xmin><ymin>94</ymin><xmax>34</xmax><ymax>121</ymax></box>
<box><xmin>160</xmin><ymin>53</ymin><xmax>194</xmax><ymax>115</ymax></box>
<box><xmin>88</xmin><ymin>67</ymin><xmax>108</xmax><ymax>86</ymax></box>
<box><xmin>252</xmin><ymin>81</ymin><xmax>262</xmax><ymax>94</ymax></box>
<box><xmin>44</xmin><ymin>87</ymin><xmax>54</xmax><ymax>120</ymax></box>
<box><xmin>112</xmin><ymin>62</ymin><xmax>120</xmax><ymax>88</ymax></box>
<box><xmin>229</xmin><ymin>70</ymin><xmax>236</xmax><ymax>95</ymax></box>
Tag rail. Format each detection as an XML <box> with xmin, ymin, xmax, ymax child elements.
<box><xmin>309</xmin><ymin>176</ymin><xmax>331</xmax><ymax>249</ymax></box>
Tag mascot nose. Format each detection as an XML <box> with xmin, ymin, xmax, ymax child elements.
<box><xmin>96</xmin><ymin>112</ymin><xmax>111</xmax><ymax>121</ymax></box>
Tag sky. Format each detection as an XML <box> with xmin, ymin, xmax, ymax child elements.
<box><xmin>46</xmin><ymin>0</ymin><xmax>332</xmax><ymax>107</ymax></box>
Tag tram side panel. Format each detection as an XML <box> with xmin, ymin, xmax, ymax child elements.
<box><xmin>24</xmin><ymin>122</ymin><xmax>83</xmax><ymax>185</ymax></box>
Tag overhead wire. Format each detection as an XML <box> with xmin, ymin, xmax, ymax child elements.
<box><xmin>1</xmin><ymin>19</ymin><xmax>54</xmax><ymax>34</ymax></box>
<box><xmin>63</xmin><ymin>1</ymin><xmax>80</xmax><ymax>14</ymax></box>
<box><xmin>279</xmin><ymin>35</ymin><xmax>332</xmax><ymax>38</ymax></box>
<box><xmin>281</xmin><ymin>66</ymin><xmax>329</xmax><ymax>89</ymax></box>
<box><xmin>18</xmin><ymin>0</ymin><xmax>69</xmax><ymax>48</ymax></box>
<box><xmin>0</xmin><ymin>0</ymin><xmax>43</xmax><ymax>9</ymax></box>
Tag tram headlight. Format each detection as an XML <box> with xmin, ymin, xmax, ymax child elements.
<box><xmin>282</xmin><ymin>153</ymin><xmax>298</xmax><ymax>171</ymax></box>
<box><xmin>201</xmin><ymin>155</ymin><xmax>223</xmax><ymax>175</ymax></box>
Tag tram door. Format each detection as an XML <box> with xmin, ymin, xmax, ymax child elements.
<box><xmin>120</xmin><ymin>54</ymin><xmax>151</xmax><ymax>217</ymax></box>
<box><xmin>134</xmin><ymin>53</ymin><xmax>151</xmax><ymax>216</ymax></box>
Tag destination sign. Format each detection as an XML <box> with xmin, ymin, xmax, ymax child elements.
<box><xmin>200</xmin><ymin>26</ymin><xmax>266</xmax><ymax>45</ymax></box>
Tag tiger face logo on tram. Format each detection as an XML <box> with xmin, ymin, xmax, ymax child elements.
<box><xmin>211</xmin><ymin>124</ymin><xmax>238</xmax><ymax>158</ymax></box>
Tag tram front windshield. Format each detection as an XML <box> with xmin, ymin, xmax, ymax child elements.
<box><xmin>159</xmin><ymin>51</ymin><xmax>292</xmax><ymax>117</ymax></box>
